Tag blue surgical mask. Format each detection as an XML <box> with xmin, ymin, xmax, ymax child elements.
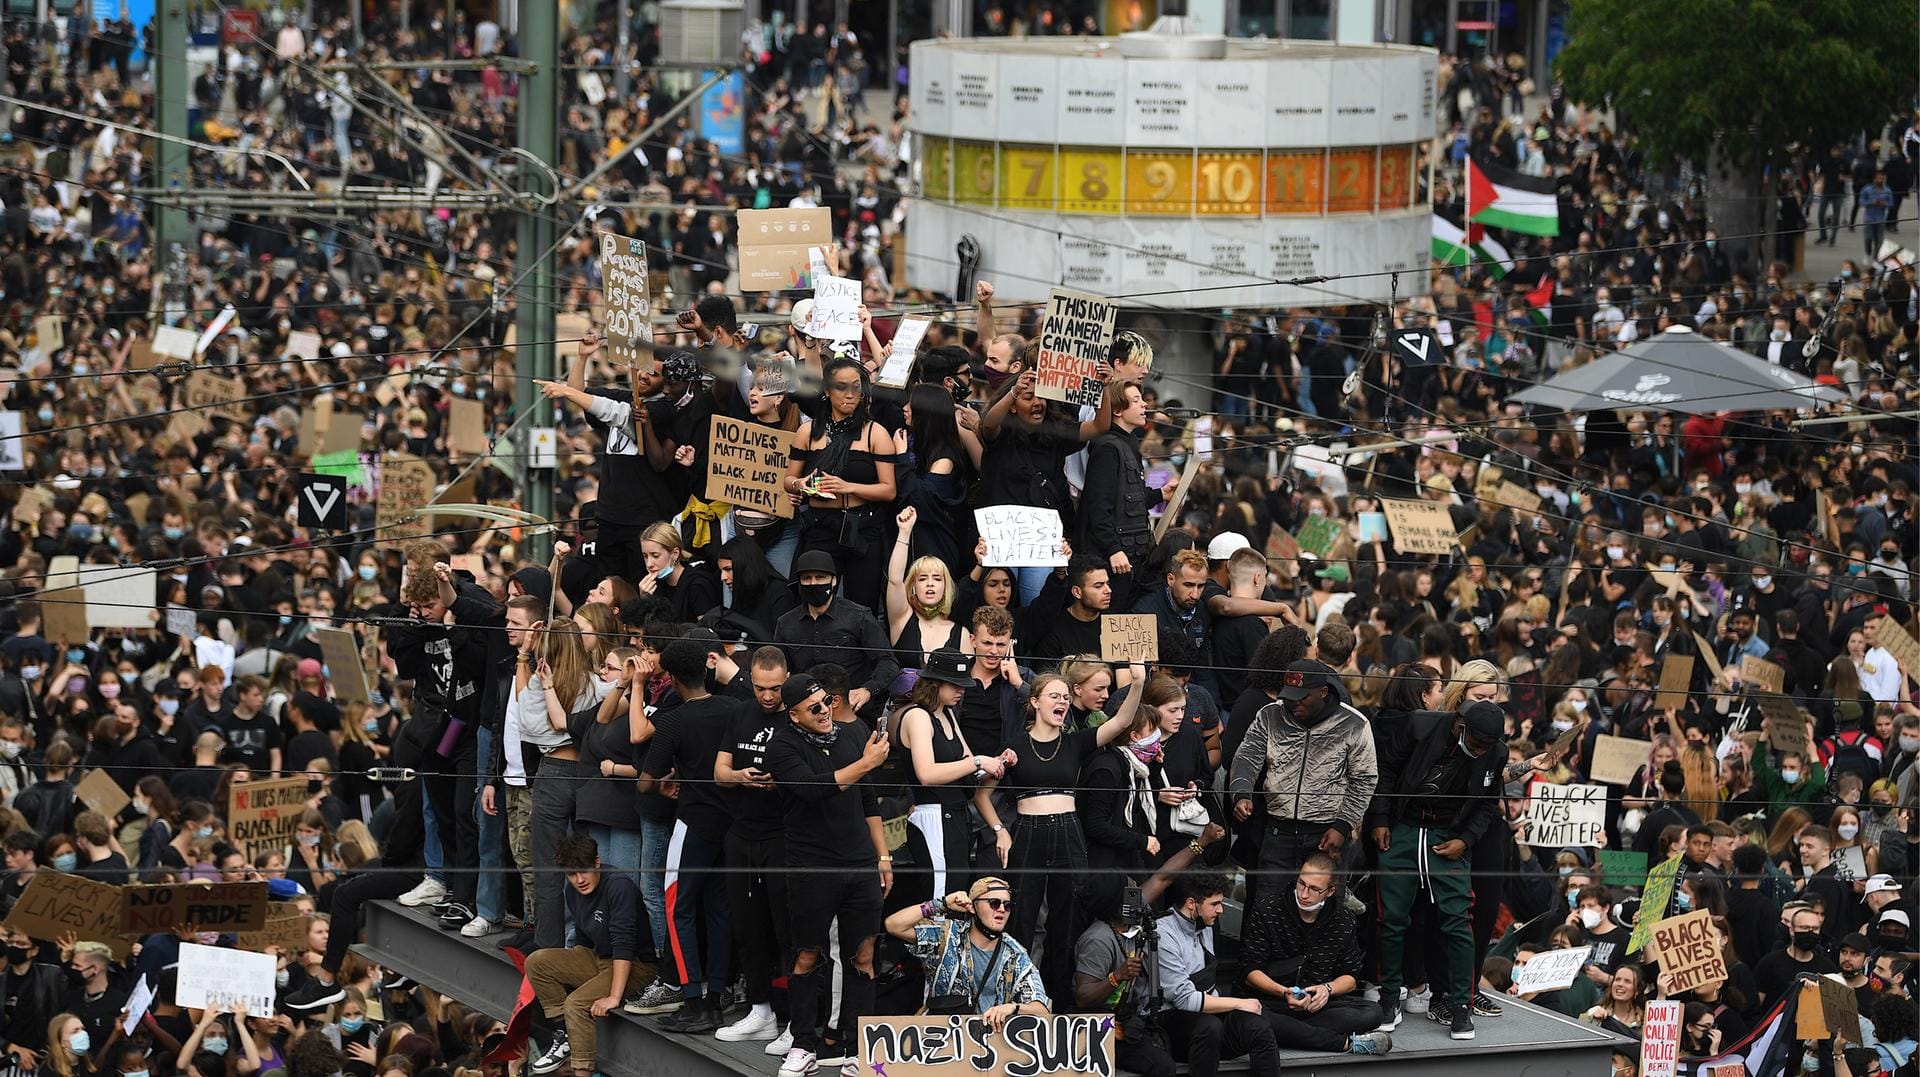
<box><xmin>203</xmin><ymin>1039</ymin><xmax>229</xmax><ymax>1057</ymax></box>
<box><xmin>1674</xmin><ymin>889</ymin><xmax>1692</xmax><ymax>912</ymax></box>
<box><xmin>164</xmin><ymin>526</ymin><xmax>185</xmax><ymax>541</ymax></box>
<box><xmin>339</xmin><ymin>1016</ymin><xmax>365</xmax><ymax>1034</ymax></box>
<box><xmin>67</xmin><ymin>524</ymin><xmax>93</xmax><ymax>543</ymax></box>
<box><xmin>122</xmin><ymin>1069</ymin><xmax>147</xmax><ymax>1077</ymax></box>
<box><xmin>69</xmin><ymin>1031</ymin><xmax>90</xmax><ymax>1054</ymax></box>
<box><xmin>358</xmin><ymin>565</ymin><xmax>378</xmax><ymax>581</ymax></box>
<box><xmin>158</xmin><ymin>699</ymin><xmax>180</xmax><ymax>716</ymax></box>
<box><xmin>66</xmin><ymin>648</ymin><xmax>86</xmax><ymax>663</ymax></box>
<box><xmin>195</xmin><ymin>825</ymin><xmax>214</xmax><ymax>839</ymax></box>
<box><xmin>363</xmin><ymin>717</ymin><xmax>381</xmax><ymax>734</ymax></box>
<box><xmin>37</xmin><ymin>408</ymin><xmax>53</xmax><ymax>423</ymax></box>
<box><xmin>655</xmin><ymin>565</ymin><xmax>674</xmax><ymax>581</ymax></box>
<box><xmin>53</xmin><ymin>852</ymin><xmax>77</xmax><ymax>871</ymax></box>
<box><xmin>19</xmin><ymin>665</ymin><xmax>40</xmax><ymax>681</ymax></box>
<box><xmin>279</xmin><ymin>615</ymin><xmax>293</xmax><ymax>626</ymax></box>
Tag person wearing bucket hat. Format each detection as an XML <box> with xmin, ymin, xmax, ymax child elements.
<box><xmin>1370</xmin><ymin>700</ymin><xmax>1506</xmax><ymax>1040</ymax></box>
<box><xmin>895</xmin><ymin>647</ymin><xmax>1016</xmax><ymax>902</ymax></box>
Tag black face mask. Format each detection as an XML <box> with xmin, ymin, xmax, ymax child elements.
<box><xmin>798</xmin><ymin>582</ymin><xmax>835</xmax><ymax>608</ymax></box>
<box><xmin>1793</xmin><ymin>931</ymin><xmax>1822</xmax><ymax>952</ymax></box>
<box><xmin>4</xmin><ymin>945</ymin><xmax>29</xmax><ymax>965</ymax></box>
<box><xmin>973</xmin><ymin>913</ymin><xmax>1004</xmax><ymax>940</ymax></box>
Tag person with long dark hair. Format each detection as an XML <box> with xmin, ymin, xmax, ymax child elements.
<box><xmin>707</xmin><ymin>536</ymin><xmax>791</xmax><ymax>642</ymax></box>
<box><xmin>897</xmin><ymin>382</ymin><xmax>974</xmax><ymax>572</ymax></box>
<box><xmin>784</xmin><ymin>356</ymin><xmax>898</xmax><ymax>610</ymax></box>
<box><xmin>978</xmin><ymin>368</ymin><xmax>1114</xmax><ymax>604</ymax></box>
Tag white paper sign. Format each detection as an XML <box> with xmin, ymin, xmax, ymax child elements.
<box><xmin>287</xmin><ymin>330</ymin><xmax>322</xmax><ymax>363</ymax></box>
<box><xmin>1521</xmin><ymin>783</ymin><xmax>1607</xmax><ymax>848</ymax></box>
<box><xmin>1641</xmin><ymin>999</ymin><xmax>1683</xmax><ymax>1077</ymax></box>
<box><xmin>78</xmin><ymin>564</ymin><xmax>158</xmax><ymax>629</ymax></box>
<box><xmin>1512</xmin><ymin>945</ymin><xmax>1592</xmax><ymax>995</ymax></box>
<box><xmin>177</xmin><ymin>942</ymin><xmax>277</xmax><ymax>1015</ymax></box>
<box><xmin>166</xmin><ymin>604</ymin><xmax>197</xmax><ymax>638</ymax></box>
<box><xmin>974</xmin><ymin>507</ymin><xmax>1067</xmax><ymax>567</ymax></box>
<box><xmin>153</xmin><ymin>325</ymin><xmax>198</xmax><ymax>359</ymax></box>
<box><xmin>123</xmin><ymin>975</ymin><xmax>154</xmax><ymax>1035</ymax></box>
<box><xmin>0</xmin><ymin>411</ymin><xmax>22</xmax><ymax>470</ymax></box>
<box><xmin>808</xmin><ymin>275</ymin><xmax>862</xmax><ymax>342</ymax></box>
<box><xmin>876</xmin><ymin>317</ymin><xmax>932</xmax><ymax>389</ymax></box>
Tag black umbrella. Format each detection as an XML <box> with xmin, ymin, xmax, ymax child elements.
<box><xmin>1510</xmin><ymin>326</ymin><xmax>1847</xmax><ymax>414</ymax></box>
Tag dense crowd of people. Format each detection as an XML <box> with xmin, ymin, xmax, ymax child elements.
<box><xmin>0</xmin><ymin>9</ymin><xmax>1917</xmax><ymax>1077</ymax></box>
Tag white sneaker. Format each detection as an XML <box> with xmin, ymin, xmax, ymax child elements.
<box><xmin>1404</xmin><ymin>985</ymin><xmax>1431</xmax><ymax>1015</ymax></box>
<box><xmin>777</xmin><ymin>1048</ymin><xmax>819</xmax><ymax>1077</ymax></box>
<box><xmin>765</xmin><ymin>1026</ymin><xmax>795</xmax><ymax>1056</ymax></box>
<box><xmin>716</xmin><ymin>1009</ymin><xmax>779</xmax><ymax>1042</ymax></box>
<box><xmin>459</xmin><ymin>916</ymin><xmax>497</xmax><ymax>938</ymax></box>
<box><xmin>398</xmin><ymin>877</ymin><xmax>448</xmax><ymax>907</ymax></box>
<box><xmin>839</xmin><ymin>1063</ymin><xmax>861</xmax><ymax>1077</ymax></box>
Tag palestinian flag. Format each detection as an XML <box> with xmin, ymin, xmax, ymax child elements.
<box><xmin>1679</xmin><ymin>988</ymin><xmax>1798</xmax><ymax>1077</ymax></box>
<box><xmin>1431</xmin><ymin>214</ymin><xmax>1516</xmax><ymax>278</ymax></box>
<box><xmin>1467</xmin><ymin>152</ymin><xmax>1560</xmax><ymax>237</ymax></box>
<box><xmin>1514</xmin><ymin>272</ymin><xmax>1554</xmax><ymax>328</ymax></box>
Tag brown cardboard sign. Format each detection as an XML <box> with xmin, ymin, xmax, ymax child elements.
<box><xmin>236</xmin><ymin>902</ymin><xmax>312</xmax><ymax>955</ymax></box>
<box><xmin>1589</xmin><ymin>733</ymin><xmax>1648</xmax><ymax>786</ymax></box>
<box><xmin>0</xmin><ymin>870</ymin><xmax>128</xmax><ymax>957</ymax></box>
<box><xmin>449</xmin><ymin>398</ymin><xmax>489</xmax><ymax>456</ymax></box>
<box><xmin>1033</xmin><ymin>288</ymin><xmax>1118</xmax><ymax>408</ymax></box>
<box><xmin>737</xmin><ymin>208</ymin><xmax>834</xmax><ymax>292</ymax></box>
<box><xmin>182</xmin><ymin>371</ymin><xmax>252</xmax><ymax>424</ymax></box>
<box><xmin>1649</xmin><ymin>909</ymin><xmax>1727</xmax><ymax>994</ymax></box>
<box><xmin>75</xmin><ymin>768</ymin><xmax>131</xmax><ymax>819</ymax></box>
<box><xmin>312</xmin><ymin>625</ymin><xmax>370</xmax><ymax>705</ymax></box>
<box><xmin>1739</xmin><ymin>655</ymin><xmax>1784</xmax><ymax>694</ymax></box>
<box><xmin>1381</xmin><ymin>498</ymin><xmax>1460</xmax><ymax>555</ymax></box>
<box><xmin>121</xmin><ymin>881</ymin><xmax>270</xmax><ymax>935</ymax></box>
<box><xmin>227</xmin><ymin>777</ymin><xmax>312</xmax><ymax>861</ymax></box>
<box><xmin>859</xmin><ymin>1014</ymin><xmax>1114</xmax><ymax>1077</ymax></box>
<box><xmin>1653</xmin><ymin>655</ymin><xmax>1694</xmax><ymax>713</ymax></box>
<box><xmin>705</xmin><ymin>416</ymin><xmax>795</xmax><ymax>519</ymax></box>
<box><xmin>1099</xmin><ymin>614</ymin><xmax>1159</xmax><ymax>663</ymax></box>
<box><xmin>375</xmin><ymin>452</ymin><xmax>436</xmax><ymax>546</ymax></box>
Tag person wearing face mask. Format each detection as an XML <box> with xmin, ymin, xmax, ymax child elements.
<box><xmin>1754</xmin><ymin>907</ymin><xmax>1838</xmax><ymax>1007</ymax></box>
<box><xmin>1229</xmin><ymin>660</ymin><xmax>1377</xmax><ymax>882</ymax></box>
<box><xmin>61</xmin><ymin>941</ymin><xmax>128</xmax><ymax>1054</ymax></box>
<box><xmin>1370</xmin><ymin>701</ymin><xmax>1507</xmax><ymax>1040</ymax></box>
<box><xmin>0</xmin><ymin>927</ymin><xmax>62</xmax><ymax>1072</ymax></box>
<box><xmin>0</xmin><ymin>717</ymin><xmax>32</xmax><ymax>809</ymax></box>
<box><xmin>772</xmin><ymin>551</ymin><xmax>900</xmax><ymax>722</ymax></box>
<box><xmin>1239</xmin><ymin>853</ymin><xmax>1394</xmax><ymax>1055</ymax></box>
<box><xmin>176</xmin><ymin>1007</ymin><xmax>234</xmax><ymax>1076</ymax></box>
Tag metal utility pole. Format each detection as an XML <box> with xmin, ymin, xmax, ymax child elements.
<box><xmin>153</xmin><ymin>0</ymin><xmax>190</xmax><ymax>261</ymax></box>
<box><xmin>616</xmin><ymin>0</ymin><xmax>633</xmax><ymax>97</ymax></box>
<box><xmin>514</xmin><ymin>0</ymin><xmax>558</xmax><ymax>559</ymax></box>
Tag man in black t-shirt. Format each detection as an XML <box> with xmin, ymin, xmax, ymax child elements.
<box><xmin>1754</xmin><ymin>907</ymin><xmax>1838</xmax><ymax>1007</ymax></box>
<box><xmin>709</xmin><ymin>646</ymin><xmax>792</xmax><ymax>1043</ymax></box>
<box><xmin>216</xmin><ymin>676</ymin><xmax>282</xmax><ymax>775</ymax></box>
<box><xmin>1029</xmin><ymin>556</ymin><xmax>1108</xmax><ymax>667</ymax></box>
<box><xmin>639</xmin><ymin>638</ymin><xmax>746</xmax><ymax>1033</ymax></box>
<box><xmin>283</xmin><ymin>693</ymin><xmax>339</xmax><ymax>775</ymax></box>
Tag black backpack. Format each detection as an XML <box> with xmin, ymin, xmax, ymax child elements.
<box><xmin>1825</xmin><ymin>728</ymin><xmax>1880</xmax><ymax>786</ymax></box>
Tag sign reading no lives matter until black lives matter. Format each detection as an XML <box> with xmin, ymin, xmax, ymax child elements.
<box><xmin>706</xmin><ymin>416</ymin><xmax>795</xmax><ymax>519</ymax></box>
<box><xmin>1034</xmin><ymin>288</ymin><xmax>1117</xmax><ymax>408</ymax></box>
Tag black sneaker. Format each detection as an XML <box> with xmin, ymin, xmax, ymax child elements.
<box><xmin>436</xmin><ymin>902</ymin><xmax>476</xmax><ymax>930</ymax></box>
<box><xmin>1375</xmin><ymin>998</ymin><xmax>1402</xmax><ymax>1032</ymax></box>
<box><xmin>1471</xmin><ymin>990</ymin><xmax>1504</xmax><ymax>1018</ymax></box>
<box><xmin>497</xmin><ymin>927</ymin><xmax>537</xmax><ymax>953</ymax></box>
<box><xmin>1450</xmin><ymin>1010</ymin><xmax>1476</xmax><ymax>1041</ymax></box>
<box><xmin>283</xmin><ymin>979</ymin><xmax>347</xmax><ymax>1011</ymax></box>
<box><xmin>1426</xmin><ymin>998</ymin><xmax>1453</xmax><ymax>1024</ymax></box>
<box><xmin>659</xmin><ymin>997</ymin><xmax>721</xmax><ymax>1034</ymax></box>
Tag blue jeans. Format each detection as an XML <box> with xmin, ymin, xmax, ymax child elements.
<box><xmin>764</xmin><ymin>525</ymin><xmax>800</xmax><ymax>578</ymax></box>
<box><xmin>422</xmin><ymin>790</ymin><xmax>445</xmax><ymax>884</ymax></box>
<box><xmin>640</xmin><ymin>817</ymin><xmax>674</xmax><ymax>982</ymax></box>
<box><xmin>473</xmin><ymin>728</ymin><xmax>506</xmax><ymax>922</ymax></box>
<box><xmin>1014</xmin><ymin>566</ymin><xmax>1051</xmax><ymax>606</ymax></box>
<box><xmin>587</xmin><ymin>822</ymin><xmax>645</xmax><ymax>896</ymax></box>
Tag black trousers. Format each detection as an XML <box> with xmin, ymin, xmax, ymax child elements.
<box><xmin>1263</xmin><ymin>994</ymin><xmax>1382</xmax><ymax>1052</ymax></box>
<box><xmin>322</xmin><ymin>868</ymin><xmax>418</xmax><ymax>974</ymax></box>
<box><xmin>725</xmin><ymin>830</ymin><xmax>792</xmax><ymax>1007</ymax></box>
<box><xmin>1159</xmin><ymin>1008</ymin><xmax>1280</xmax><ymax>1077</ymax></box>
<box><xmin>788</xmin><ymin>867</ymin><xmax>880</xmax><ymax>1054</ymax></box>
<box><xmin>1005</xmin><ymin>812</ymin><xmax>1087</xmax><ymax>1004</ymax></box>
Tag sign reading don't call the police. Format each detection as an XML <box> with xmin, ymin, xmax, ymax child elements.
<box><xmin>860</xmin><ymin>1014</ymin><xmax>1115</xmax><ymax>1077</ymax></box>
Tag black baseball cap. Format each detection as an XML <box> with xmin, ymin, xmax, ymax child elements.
<box><xmin>781</xmin><ymin>674</ymin><xmax>825</xmax><ymax>710</ymax></box>
<box><xmin>1462</xmin><ymin>701</ymin><xmax>1506</xmax><ymax>741</ymax></box>
<box><xmin>1276</xmin><ymin>660</ymin><xmax>1343</xmax><ymax>701</ymax></box>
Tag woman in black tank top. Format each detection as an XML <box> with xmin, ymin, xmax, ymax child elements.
<box><xmin>972</xmin><ymin>663</ymin><xmax>1144</xmax><ymax>1003</ymax></box>
<box><xmin>893</xmin><ymin>649</ymin><xmax>1012</xmax><ymax>903</ymax></box>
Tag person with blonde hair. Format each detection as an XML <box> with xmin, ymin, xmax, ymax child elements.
<box><xmin>637</xmin><ymin>520</ymin><xmax>722</xmax><ymax>623</ymax></box>
<box><xmin>886</xmin><ymin>508</ymin><xmax>966</xmax><ymax>669</ymax></box>
<box><xmin>1440</xmin><ymin>659</ymin><xmax>1508</xmax><ymax>713</ymax></box>
<box><xmin>43</xmin><ymin>1013</ymin><xmax>92</xmax><ymax>1077</ymax></box>
<box><xmin>522</xmin><ymin>619</ymin><xmax>612</xmax><ymax>953</ymax></box>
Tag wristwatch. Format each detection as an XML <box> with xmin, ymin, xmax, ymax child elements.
<box><xmin>991</xmin><ymin>823</ymin><xmax>1006</xmax><ymax>833</ymax></box>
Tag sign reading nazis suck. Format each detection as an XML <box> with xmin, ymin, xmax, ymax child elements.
<box><xmin>860</xmin><ymin>1015</ymin><xmax>1116</xmax><ymax>1077</ymax></box>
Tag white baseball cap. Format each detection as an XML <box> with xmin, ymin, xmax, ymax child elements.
<box><xmin>789</xmin><ymin>299</ymin><xmax>814</xmax><ymax>330</ymax></box>
<box><xmin>1864</xmin><ymin>874</ymin><xmax>1903</xmax><ymax>897</ymax></box>
<box><xmin>1879</xmin><ymin>909</ymin><xmax>1911</xmax><ymax>928</ymax></box>
<box><xmin>1206</xmin><ymin>532</ymin><xmax>1252</xmax><ymax>561</ymax></box>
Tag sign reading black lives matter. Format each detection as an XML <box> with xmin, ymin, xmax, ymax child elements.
<box><xmin>1034</xmin><ymin>288</ymin><xmax>1117</xmax><ymax>407</ymax></box>
<box><xmin>600</xmin><ymin>232</ymin><xmax>650</xmax><ymax>371</ymax></box>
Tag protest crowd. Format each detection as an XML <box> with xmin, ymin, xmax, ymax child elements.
<box><xmin>0</xmin><ymin>9</ymin><xmax>1918</xmax><ymax>1077</ymax></box>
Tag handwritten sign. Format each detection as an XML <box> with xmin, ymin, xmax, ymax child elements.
<box><xmin>1739</xmin><ymin>655</ymin><xmax>1784</xmax><ymax>694</ymax></box>
<box><xmin>1521</xmin><ymin>783</ymin><xmax>1605</xmax><ymax>847</ymax></box>
<box><xmin>1513</xmin><ymin>945</ymin><xmax>1592</xmax><ymax>994</ymax></box>
<box><xmin>1758</xmin><ymin>692</ymin><xmax>1809</xmax><ymax>756</ymax></box>
<box><xmin>807</xmin><ymin>275</ymin><xmax>863</xmax><ymax>342</ymax></box>
<box><xmin>34</xmin><ymin>315</ymin><xmax>64</xmax><ymax>352</ymax></box>
<box><xmin>75</xmin><ymin>768</ymin><xmax>131</xmax><ymax>819</ymax></box>
<box><xmin>1589</xmin><ymin>733</ymin><xmax>1647</xmax><ymax>786</ymax></box>
<box><xmin>312</xmin><ymin>625</ymin><xmax>370</xmax><ymax>705</ymax></box>
<box><xmin>1295</xmin><ymin>514</ymin><xmax>1342</xmax><ymax>559</ymax></box>
<box><xmin>1381</xmin><ymin>498</ymin><xmax>1459</xmax><ymax>555</ymax></box>
<box><xmin>738</xmin><ymin>207</ymin><xmax>833</xmax><ymax>291</ymax></box>
<box><xmin>1873</xmin><ymin>616</ymin><xmax>1920</xmax><ymax>688</ymax></box>
<box><xmin>376</xmin><ymin>452</ymin><xmax>436</xmax><ymax>546</ymax></box>
<box><xmin>153</xmin><ymin>324</ymin><xmax>197</xmax><ymax>360</ymax></box>
<box><xmin>0</xmin><ymin>870</ymin><xmax>128</xmax><ymax>957</ymax></box>
<box><xmin>287</xmin><ymin>330</ymin><xmax>322</xmax><ymax>362</ymax></box>
<box><xmin>876</xmin><ymin>317</ymin><xmax>932</xmax><ymax>389</ymax></box>
<box><xmin>706</xmin><ymin>416</ymin><xmax>795</xmax><ymax>519</ymax></box>
<box><xmin>237</xmin><ymin>901</ymin><xmax>313</xmax><ymax>955</ymax></box>
<box><xmin>227</xmin><ymin>776</ymin><xmax>312</xmax><ymax>861</ymax></box>
<box><xmin>1641</xmin><ymin>1000</ymin><xmax>1682</xmax><ymax>1077</ymax></box>
<box><xmin>178</xmin><ymin>941</ymin><xmax>277</xmax><ymax>1015</ymax></box>
<box><xmin>1653</xmin><ymin>655</ymin><xmax>1694</xmax><ymax>713</ymax></box>
<box><xmin>121</xmin><ymin>881</ymin><xmax>269</xmax><ymax>935</ymax></box>
<box><xmin>1100</xmin><ymin>614</ymin><xmax>1159</xmax><ymax>663</ymax></box>
<box><xmin>599</xmin><ymin>231</ymin><xmax>651</xmax><ymax>371</ymax></box>
<box><xmin>975</xmin><ymin>507</ymin><xmax>1067</xmax><ymax>567</ymax></box>
<box><xmin>449</xmin><ymin>398</ymin><xmax>488</xmax><ymax>455</ymax></box>
<box><xmin>1628</xmin><ymin>854</ymin><xmax>1684</xmax><ymax>954</ymax></box>
<box><xmin>1492</xmin><ymin>480</ymin><xmax>1542</xmax><ymax>517</ymax></box>
<box><xmin>183</xmin><ymin>371</ymin><xmax>251</xmax><ymax>424</ymax></box>
<box><xmin>1817</xmin><ymin>974</ymin><xmax>1862</xmax><ymax>1044</ymax></box>
<box><xmin>1033</xmin><ymin>288</ymin><xmax>1117</xmax><ymax>407</ymax></box>
<box><xmin>1598</xmin><ymin>849</ymin><xmax>1647</xmax><ymax>884</ymax></box>
<box><xmin>1650</xmin><ymin>909</ymin><xmax>1727</xmax><ymax>994</ymax></box>
<box><xmin>859</xmin><ymin>1015</ymin><xmax>1115</xmax><ymax>1077</ymax></box>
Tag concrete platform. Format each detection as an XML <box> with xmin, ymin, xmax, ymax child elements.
<box><xmin>355</xmin><ymin>901</ymin><xmax>1630</xmax><ymax>1077</ymax></box>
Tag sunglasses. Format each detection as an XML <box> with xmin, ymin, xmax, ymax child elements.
<box><xmin>805</xmin><ymin>700</ymin><xmax>830</xmax><ymax>716</ymax></box>
<box><xmin>978</xmin><ymin>897</ymin><xmax>1013</xmax><ymax>912</ymax></box>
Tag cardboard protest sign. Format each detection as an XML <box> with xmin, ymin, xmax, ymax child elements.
<box><xmin>1547</xmin><ymin>719</ymin><xmax>1586</xmax><ymax>757</ymax></box>
<box><xmin>375</xmin><ymin>452</ymin><xmax>436</xmax><ymax>546</ymax></box>
<box><xmin>41</xmin><ymin>554</ymin><xmax>88</xmax><ymax>645</ymax></box>
<box><xmin>1589</xmin><ymin>734</ymin><xmax>1648</xmax><ymax>786</ymax></box>
<box><xmin>449</xmin><ymin>398</ymin><xmax>489</xmax><ymax>455</ymax></box>
<box><xmin>1691</xmin><ymin>631</ymin><xmax>1725</xmax><ymax>683</ymax></box>
<box><xmin>1758</xmin><ymin>693</ymin><xmax>1810</xmax><ymax>756</ymax></box>
<box><xmin>806</xmin><ymin>275</ymin><xmax>863</xmax><ymax>342</ymax></box>
<box><xmin>1520</xmin><ymin>783</ymin><xmax>1605</xmax><ymax>847</ymax></box>
<box><xmin>1100</xmin><ymin>615</ymin><xmax>1159</xmax><ymax>664</ymax></box>
<box><xmin>1653</xmin><ymin>655</ymin><xmax>1694</xmax><ymax>713</ymax></box>
<box><xmin>598</xmin><ymin>231</ymin><xmax>651</xmax><ymax>371</ymax></box>
<box><xmin>1512</xmin><ymin>945</ymin><xmax>1592</xmax><ymax>994</ymax></box>
<box><xmin>1873</xmin><ymin>616</ymin><xmax>1920</xmax><ymax>687</ymax></box>
<box><xmin>34</xmin><ymin>315</ymin><xmax>63</xmax><ymax>352</ymax></box>
<box><xmin>237</xmin><ymin>901</ymin><xmax>312</xmax><ymax>955</ymax></box>
<box><xmin>705</xmin><ymin>416</ymin><xmax>795</xmax><ymax>519</ymax></box>
<box><xmin>1154</xmin><ymin>456</ymin><xmax>1201</xmax><ymax>542</ymax></box>
<box><xmin>121</xmin><ymin>881</ymin><xmax>270</xmax><ymax>935</ymax></box>
<box><xmin>738</xmin><ymin>207</ymin><xmax>833</xmax><ymax>291</ymax></box>
<box><xmin>1650</xmin><ymin>909</ymin><xmax>1727</xmax><ymax>994</ymax></box>
<box><xmin>0</xmin><ymin>870</ymin><xmax>128</xmax><ymax>957</ymax></box>
<box><xmin>859</xmin><ymin>1014</ymin><xmax>1115</xmax><ymax>1077</ymax></box>
<box><xmin>1817</xmin><ymin>974</ymin><xmax>1862</xmax><ymax>1044</ymax></box>
<box><xmin>1381</xmin><ymin>498</ymin><xmax>1459</xmax><ymax>555</ymax></box>
<box><xmin>311</xmin><ymin>625</ymin><xmax>370</xmax><ymax>705</ymax></box>
<box><xmin>75</xmin><ymin>768</ymin><xmax>131</xmax><ymax>819</ymax></box>
<box><xmin>166</xmin><ymin>604</ymin><xmax>197</xmax><ymax>638</ymax></box>
<box><xmin>1492</xmin><ymin>481</ymin><xmax>1542</xmax><ymax>517</ymax></box>
<box><xmin>1294</xmin><ymin>515</ymin><xmax>1342</xmax><ymax>559</ymax></box>
<box><xmin>1628</xmin><ymin>854</ymin><xmax>1685</xmax><ymax>954</ymax></box>
<box><xmin>1739</xmin><ymin>655</ymin><xmax>1784</xmax><ymax>694</ymax></box>
<box><xmin>287</xmin><ymin>330</ymin><xmax>322</xmax><ymax>363</ymax></box>
<box><xmin>1641</xmin><ymin>1000</ymin><xmax>1682</xmax><ymax>1077</ymax></box>
<box><xmin>227</xmin><ymin>776</ymin><xmax>312</xmax><ymax>860</ymax></box>
<box><xmin>79</xmin><ymin>563</ymin><xmax>156</xmax><ymax>629</ymax></box>
<box><xmin>1033</xmin><ymin>288</ymin><xmax>1118</xmax><ymax>407</ymax></box>
<box><xmin>876</xmin><ymin>317</ymin><xmax>932</xmax><ymax>389</ymax></box>
<box><xmin>178</xmin><ymin>941</ymin><xmax>277</xmax><ymax>1015</ymax></box>
<box><xmin>975</xmin><ymin>507</ymin><xmax>1067</xmax><ymax>567</ymax></box>
<box><xmin>182</xmin><ymin>371</ymin><xmax>252</xmax><ymax>424</ymax></box>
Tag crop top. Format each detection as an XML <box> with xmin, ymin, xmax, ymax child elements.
<box><xmin>1007</xmin><ymin>726</ymin><xmax>1102</xmax><ymax>801</ymax></box>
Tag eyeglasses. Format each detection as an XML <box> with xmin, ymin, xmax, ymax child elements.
<box><xmin>1295</xmin><ymin>881</ymin><xmax>1333</xmax><ymax>898</ymax></box>
<box><xmin>805</xmin><ymin>700</ymin><xmax>830</xmax><ymax>716</ymax></box>
<box><xmin>978</xmin><ymin>897</ymin><xmax>1013</xmax><ymax>911</ymax></box>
